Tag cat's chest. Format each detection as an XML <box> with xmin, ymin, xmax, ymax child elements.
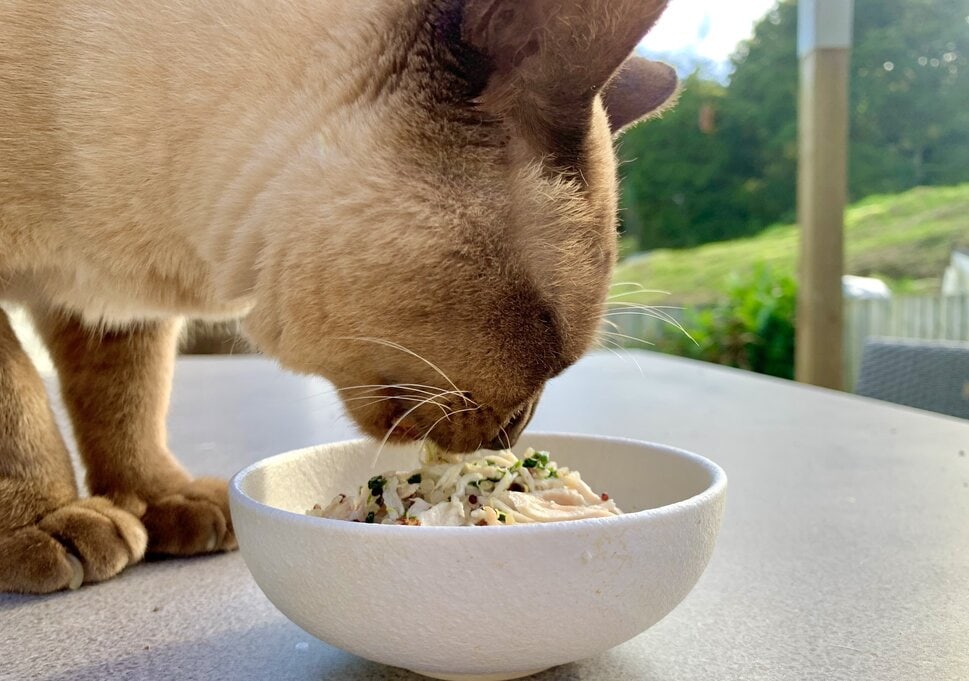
<box><xmin>9</xmin><ymin>263</ymin><xmax>253</xmax><ymax>325</ymax></box>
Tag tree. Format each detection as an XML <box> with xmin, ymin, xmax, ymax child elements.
<box><xmin>618</xmin><ymin>74</ymin><xmax>747</xmax><ymax>249</ymax></box>
<box><xmin>619</xmin><ymin>0</ymin><xmax>969</xmax><ymax>251</ymax></box>
<box><xmin>849</xmin><ymin>0</ymin><xmax>969</xmax><ymax>194</ymax></box>
<box><xmin>718</xmin><ymin>1</ymin><xmax>799</xmax><ymax>231</ymax></box>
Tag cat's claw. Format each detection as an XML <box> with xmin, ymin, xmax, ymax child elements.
<box><xmin>205</xmin><ymin>530</ymin><xmax>218</xmax><ymax>552</ymax></box>
<box><xmin>66</xmin><ymin>554</ymin><xmax>84</xmax><ymax>590</ymax></box>
<box><xmin>0</xmin><ymin>497</ymin><xmax>147</xmax><ymax>594</ymax></box>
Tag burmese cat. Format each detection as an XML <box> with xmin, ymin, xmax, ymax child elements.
<box><xmin>0</xmin><ymin>0</ymin><xmax>677</xmax><ymax>593</ymax></box>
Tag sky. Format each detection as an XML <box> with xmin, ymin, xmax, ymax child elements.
<box><xmin>639</xmin><ymin>0</ymin><xmax>779</xmax><ymax>79</ymax></box>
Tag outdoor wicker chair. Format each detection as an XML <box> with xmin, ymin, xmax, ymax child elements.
<box><xmin>855</xmin><ymin>337</ymin><xmax>969</xmax><ymax>420</ymax></box>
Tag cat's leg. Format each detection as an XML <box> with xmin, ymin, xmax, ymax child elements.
<box><xmin>32</xmin><ymin>308</ymin><xmax>237</xmax><ymax>556</ymax></box>
<box><xmin>0</xmin><ymin>308</ymin><xmax>146</xmax><ymax>593</ymax></box>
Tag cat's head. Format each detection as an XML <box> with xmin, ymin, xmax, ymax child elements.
<box><xmin>245</xmin><ymin>0</ymin><xmax>677</xmax><ymax>452</ymax></box>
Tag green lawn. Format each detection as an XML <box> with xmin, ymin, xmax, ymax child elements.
<box><xmin>614</xmin><ymin>184</ymin><xmax>969</xmax><ymax>305</ymax></box>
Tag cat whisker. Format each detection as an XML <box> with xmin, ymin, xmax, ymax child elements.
<box><xmin>326</xmin><ymin>384</ymin><xmax>480</xmax><ymax>414</ymax></box>
<box><xmin>606</xmin><ymin>290</ymin><xmax>679</xmax><ymax>301</ymax></box>
<box><xmin>371</xmin><ymin>392</ymin><xmax>470</xmax><ymax>468</ymax></box>
<box><xmin>408</xmin><ymin>387</ymin><xmax>480</xmax><ymax>408</ymax></box>
<box><xmin>602</xmin><ymin>308</ymin><xmax>676</xmax><ymax>325</ymax></box>
<box><xmin>333</xmin><ymin>382</ymin><xmax>458</xmax><ymax>396</ymax></box>
<box><xmin>418</xmin><ymin>406</ymin><xmax>481</xmax><ymax>452</ymax></box>
<box><xmin>497</xmin><ymin>423</ymin><xmax>513</xmax><ymax>451</ymax></box>
<box><xmin>603</xmin><ymin>301</ymin><xmax>686</xmax><ymax>311</ymax></box>
<box><xmin>293</xmin><ymin>382</ymin><xmax>455</xmax><ymax>406</ymax></box>
<box><xmin>594</xmin><ymin>338</ymin><xmax>628</xmax><ymax>363</ymax></box>
<box><xmin>595</xmin><ymin>337</ymin><xmax>645</xmax><ymax>377</ymax></box>
<box><xmin>335</xmin><ymin>384</ymin><xmax>474</xmax><ymax>406</ymax></box>
<box><xmin>608</xmin><ymin>282</ymin><xmax>672</xmax><ymax>296</ymax></box>
<box><xmin>600</xmin><ymin>317</ymin><xmax>621</xmax><ymax>333</ymax></box>
<box><xmin>598</xmin><ymin>330</ymin><xmax>655</xmax><ymax>347</ymax></box>
<box><xmin>603</xmin><ymin>304</ymin><xmax>696</xmax><ymax>345</ymax></box>
<box><xmin>344</xmin><ymin>387</ymin><xmax>475</xmax><ymax>414</ymax></box>
<box><xmin>331</xmin><ymin>336</ymin><xmax>465</xmax><ymax>401</ymax></box>
<box><xmin>344</xmin><ymin>395</ymin><xmax>452</xmax><ymax>418</ymax></box>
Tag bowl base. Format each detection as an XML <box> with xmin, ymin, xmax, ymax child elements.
<box><xmin>408</xmin><ymin>668</ymin><xmax>549</xmax><ymax>681</ymax></box>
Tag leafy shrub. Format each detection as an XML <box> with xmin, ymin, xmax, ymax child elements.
<box><xmin>658</xmin><ymin>264</ymin><xmax>796</xmax><ymax>379</ymax></box>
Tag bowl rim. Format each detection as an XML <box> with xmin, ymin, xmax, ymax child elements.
<box><xmin>229</xmin><ymin>431</ymin><xmax>727</xmax><ymax>536</ymax></box>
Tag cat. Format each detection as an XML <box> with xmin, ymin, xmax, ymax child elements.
<box><xmin>0</xmin><ymin>0</ymin><xmax>677</xmax><ymax>593</ymax></box>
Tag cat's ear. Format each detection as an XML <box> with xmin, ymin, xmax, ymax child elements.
<box><xmin>461</xmin><ymin>0</ymin><xmax>672</xmax><ymax>122</ymax></box>
<box><xmin>601</xmin><ymin>57</ymin><xmax>679</xmax><ymax>135</ymax></box>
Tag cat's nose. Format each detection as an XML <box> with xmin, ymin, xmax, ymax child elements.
<box><xmin>483</xmin><ymin>393</ymin><xmax>541</xmax><ymax>451</ymax></box>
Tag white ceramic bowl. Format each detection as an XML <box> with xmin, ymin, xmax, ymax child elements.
<box><xmin>229</xmin><ymin>433</ymin><xmax>727</xmax><ymax>681</ymax></box>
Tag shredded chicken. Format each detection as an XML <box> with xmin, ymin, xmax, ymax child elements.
<box><xmin>307</xmin><ymin>443</ymin><xmax>621</xmax><ymax>526</ymax></box>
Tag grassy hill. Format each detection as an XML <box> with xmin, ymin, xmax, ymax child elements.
<box><xmin>614</xmin><ymin>184</ymin><xmax>969</xmax><ymax>305</ymax></box>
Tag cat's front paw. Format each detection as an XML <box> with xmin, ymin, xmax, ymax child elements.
<box><xmin>140</xmin><ymin>478</ymin><xmax>237</xmax><ymax>555</ymax></box>
<box><xmin>0</xmin><ymin>497</ymin><xmax>147</xmax><ymax>594</ymax></box>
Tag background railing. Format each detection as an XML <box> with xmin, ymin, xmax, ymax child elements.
<box><xmin>608</xmin><ymin>294</ymin><xmax>969</xmax><ymax>391</ymax></box>
<box><xmin>843</xmin><ymin>294</ymin><xmax>969</xmax><ymax>388</ymax></box>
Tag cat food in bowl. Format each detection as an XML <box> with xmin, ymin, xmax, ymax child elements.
<box><xmin>229</xmin><ymin>433</ymin><xmax>727</xmax><ymax>681</ymax></box>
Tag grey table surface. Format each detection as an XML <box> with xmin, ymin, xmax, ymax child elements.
<box><xmin>2</xmin><ymin>351</ymin><xmax>968</xmax><ymax>681</ymax></box>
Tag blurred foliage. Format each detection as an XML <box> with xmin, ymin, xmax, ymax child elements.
<box><xmin>622</xmin><ymin>0</ymin><xmax>969</xmax><ymax>250</ymax></box>
<box><xmin>614</xmin><ymin>184</ymin><xmax>969</xmax><ymax>305</ymax></box>
<box><xmin>657</xmin><ymin>265</ymin><xmax>797</xmax><ymax>379</ymax></box>
<box><xmin>617</xmin><ymin>233</ymin><xmax>640</xmax><ymax>260</ymax></box>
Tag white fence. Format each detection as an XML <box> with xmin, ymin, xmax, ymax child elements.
<box><xmin>603</xmin><ymin>306</ymin><xmax>688</xmax><ymax>350</ymax></box>
<box><xmin>844</xmin><ymin>294</ymin><xmax>969</xmax><ymax>388</ymax></box>
<box><xmin>607</xmin><ymin>294</ymin><xmax>969</xmax><ymax>390</ymax></box>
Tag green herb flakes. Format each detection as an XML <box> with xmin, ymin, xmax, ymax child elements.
<box><xmin>367</xmin><ymin>475</ymin><xmax>386</xmax><ymax>497</ymax></box>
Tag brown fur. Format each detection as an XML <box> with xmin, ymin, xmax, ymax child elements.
<box><xmin>0</xmin><ymin>0</ymin><xmax>676</xmax><ymax>592</ymax></box>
